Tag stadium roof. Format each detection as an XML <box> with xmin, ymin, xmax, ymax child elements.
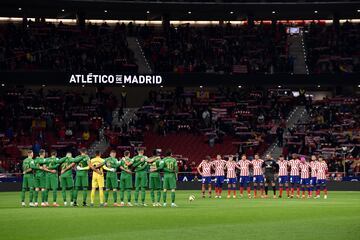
<box><xmin>0</xmin><ymin>0</ymin><xmax>359</xmax><ymax>20</ymax></box>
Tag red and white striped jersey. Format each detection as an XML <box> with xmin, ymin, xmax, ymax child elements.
<box><xmin>310</xmin><ymin>161</ymin><xmax>317</xmax><ymax>177</ymax></box>
<box><xmin>278</xmin><ymin>160</ymin><xmax>289</xmax><ymax>176</ymax></box>
<box><xmin>316</xmin><ymin>161</ymin><xmax>328</xmax><ymax>180</ymax></box>
<box><xmin>252</xmin><ymin>159</ymin><xmax>264</xmax><ymax>176</ymax></box>
<box><xmin>289</xmin><ymin>159</ymin><xmax>301</xmax><ymax>176</ymax></box>
<box><xmin>212</xmin><ymin>159</ymin><xmax>227</xmax><ymax>176</ymax></box>
<box><xmin>198</xmin><ymin>161</ymin><xmax>212</xmax><ymax>177</ymax></box>
<box><xmin>299</xmin><ymin>162</ymin><xmax>310</xmax><ymax>179</ymax></box>
<box><xmin>225</xmin><ymin>161</ymin><xmax>237</xmax><ymax>178</ymax></box>
<box><xmin>238</xmin><ymin>160</ymin><xmax>251</xmax><ymax>176</ymax></box>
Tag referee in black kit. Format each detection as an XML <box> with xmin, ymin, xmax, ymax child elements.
<box><xmin>263</xmin><ymin>154</ymin><xmax>279</xmax><ymax>198</ymax></box>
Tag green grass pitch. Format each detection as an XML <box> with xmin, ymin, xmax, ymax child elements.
<box><xmin>0</xmin><ymin>191</ymin><xmax>359</xmax><ymax>240</ymax></box>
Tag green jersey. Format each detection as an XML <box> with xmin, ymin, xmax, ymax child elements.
<box><xmin>57</xmin><ymin>157</ymin><xmax>73</xmax><ymax>177</ymax></box>
<box><xmin>44</xmin><ymin>157</ymin><xmax>61</xmax><ymax>175</ymax></box>
<box><xmin>132</xmin><ymin>155</ymin><xmax>148</xmax><ymax>172</ymax></box>
<box><xmin>104</xmin><ymin>157</ymin><xmax>119</xmax><ymax>177</ymax></box>
<box><xmin>119</xmin><ymin>157</ymin><xmax>133</xmax><ymax>177</ymax></box>
<box><xmin>22</xmin><ymin>157</ymin><xmax>36</xmax><ymax>175</ymax></box>
<box><xmin>71</xmin><ymin>155</ymin><xmax>90</xmax><ymax>177</ymax></box>
<box><xmin>149</xmin><ymin>158</ymin><xmax>164</xmax><ymax>177</ymax></box>
<box><xmin>33</xmin><ymin>157</ymin><xmax>46</xmax><ymax>178</ymax></box>
<box><xmin>162</xmin><ymin>157</ymin><xmax>178</xmax><ymax>175</ymax></box>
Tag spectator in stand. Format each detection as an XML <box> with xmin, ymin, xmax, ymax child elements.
<box><xmin>82</xmin><ymin>130</ymin><xmax>90</xmax><ymax>142</ymax></box>
<box><xmin>32</xmin><ymin>141</ymin><xmax>41</xmax><ymax>156</ymax></box>
<box><xmin>58</xmin><ymin>128</ymin><xmax>66</xmax><ymax>141</ymax></box>
<box><xmin>65</xmin><ymin>128</ymin><xmax>73</xmax><ymax>140</ymax></box>
<box><xmin>277</xmin><ymin>127</ymin><xmax>284</xmax><ymax>147</ymax></box>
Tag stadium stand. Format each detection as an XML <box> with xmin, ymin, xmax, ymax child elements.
<box><xmin>282</xmin><ymin>96</ymin><xmax>360</xmax><ymax>176</ymax></box>
<box><xmin>139</xmin><ymin>23</ymin><xmax>293</xmax><ymax>74</ymax></box>
<box><xmin>305</xmin><ymin>21</ymin><xmax>360</xmax><ymax>73</ymax></box>
<box><xmin>131</xmin><ymin>87</ymin><xmax>296</xmax><ymax>164</ymax></box>
<box><xmin>0</xmin><ymin>21</ymin><xmax>138</xmax><ymax>72</ymax></box>
<box><xmin>0</xmin><ymin>86</ymin><xmax>118</xmax><ymax>172</ymax></box>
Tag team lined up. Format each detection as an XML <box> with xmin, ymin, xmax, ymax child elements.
<box><xmin>197</xmin><ymin>153</ymin><xmax>329</xmax><ymax>199</ymax></box>
<box><xmin>21</xmin><ymin>148</ymin><xmax>178</xmax><ymax>207</ymax></box>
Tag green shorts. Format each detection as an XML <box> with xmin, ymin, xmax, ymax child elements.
<box><xmin>34</xmin><ymin>176</ymin><xmax>46</xmax><ymax>189</ymax></box>
<box><xmin>120</xmin><ymin>174</ymin><xmax>133</xmax><ymax>190</ymax></box>
<box><xmin>149</xmin><ymin>175</ymin><xmax>162</xmax><ymax>190</ymax></box>
<box><xmin>135</xmin><ymin>171</ymin><xmax>148</xmax><ymax>188</ymax></box>
<box><xmin>75</xmin><ymin>175</ymin><xmax>88</xmax><ymax>188</ymax></box>
<box><xmin>163</xmin><ymin>174</ymin><xmax>176</xmax><ymax>190</ymax></box>
<box><xmin>106</xmin><ymin>175</ymin><xmax>119</xmax><ymax>190</ymax></box>
<box><xmin>60</xmin><ymin>176</ymin><xmax>74</xmax><ymax>189</ymax></box>
<box><xmin>46</xmin><ymin>174</ymin><xmax>58</xmax><ymax>190</ymax></box>
<box><xmin>22</xmin><ymin>174</ymin><xmax>34</xmax><ymax>189</ymax></box>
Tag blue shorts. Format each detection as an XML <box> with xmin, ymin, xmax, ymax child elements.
<box><xmin>239</xmin><ymin>176</ymin><xmax>250</xmax><ymax>185</ymax></box>
<box><xmin>310</xmin><ymin>177</ymin><xmax>317</xmax><ymax>185</ymax></box>
<box><xmin>252</xmin><ymin>175</ymin><xmax>264</xmax><ymax>183</ymax></box>
<box><xmin>300</xmin><ymin>178</ymin><xmax>309</xmax><ymax>185</ymax></box>
<box><xmin>202</xmin><ymin>176</ymin><xmax>212</xmax><ymax>184</ymax></box>
<box><xmin>215</xmin><ymin>176</ymin><xmax>225</xmax><ymax>187</ymax></box>
<box><xmin>289</xmin><ymin>175</ymin><xmax>300</xmax><ymax>184</ymax></box>
<box><xmin>278</xmin><ymin>176</ymin><xmax>288</xmax><ymax>184</ymax></box>
<box><xmin>316</xmin><ymin>179</ymin><xmax>326</xmax><ymax>185</ymax></box>
<box><xmin>228</xmin><ymin>178</ymin><xmax>237</xmax><ymax>184</ymax></box>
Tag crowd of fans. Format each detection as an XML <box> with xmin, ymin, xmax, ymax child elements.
<box><xmin>1</xmin><ymin>20</ymin><xmax>360</xmax><ymax>75</ymax></box>
<box><xmin>0</xmin><ymin>20</ymin><xmax>137</xmax><ymax>72</ymax></box>
<box><xmin>0</xmin><ymin>86</ymin><xmax>118</xmax><ymax>172</ymax></box>
<box><xmin>136</xmin><ymin>87</ymin><xmax>295</xmax><ymax>155</ymax></box>
<box><xmin>139</xmin><ymin>23</ymin><xmax>294</xmax><ymax>74</ymax></box>
<box><xmin>282</xmin><ymin>96</ymin><xmax>360</xmax><ymax>176</ymax></box>
<box><xmin>305</xmin><ymin>21</ymin><xmax>360</xmax><ymax>73</ymax></box>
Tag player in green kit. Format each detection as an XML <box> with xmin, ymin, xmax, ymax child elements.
<box><xmin>147</xmin><ymin>149</ymin><xmax>163</xmax><ymax>207</ymax></box>
<box><xmin>71</xmin><ymin>148</ymin><xmax>90</xmax><ymax>207</ymax></box>
<box><xmin>104</xmin><ymin>150</ymin><xmax>120</xmax><ymax>207</ymax></box>
<box><xmin>33</xmin><ymin>149</ymin><xmax>48</xmax><ymax>207</ymax></box>
<box><xmin>57</xmin><ymin>151</ymin><xmax>75</xmax><ymax>206</ymax></box>
<box><xmin>21</xmin><ymin>150</ymin><xmax>36</xmax><ymax>207</ymax></box>
<box><xmin>161</xmin><ymin>149</ymin><xmax>178</xmax><ymax>207</ymax></box>
<box><xmin>132</xmin><ymin>148</ymin><xmax>148</xmax><ymax>206</ymax></box>
<box><xmin>43</xmin><ymin>150</ymin><xmax>65</xmax><ymax>207</ymax></box>
<box><xmin>119</xmin><ymin>150</ymin><xmax>134</xmax><ymax>207</ymax></box>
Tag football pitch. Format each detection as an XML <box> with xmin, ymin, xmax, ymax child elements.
<box><xmin>0</xmin><ymin>191</ymin><xmax>359</xmax><ymax>240</ymax></box>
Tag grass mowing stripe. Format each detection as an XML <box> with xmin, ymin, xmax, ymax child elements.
<box><xmin>0</xmin><ymin>191</ymin><xmax>359</xmax><ymax>240</ymax></box>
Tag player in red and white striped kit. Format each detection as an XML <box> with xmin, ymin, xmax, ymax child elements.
<box><xmin>197</xmin><ymin>156</ymin><xmax>213</xmax><ymax>198</ymax></box>
<box><xmin>212</xmin><ymin>154</ymin><xmax>227</xmax><ymax>198</ymax></box>
<box><xmin>309</xmin><ymin>155</ymin><xmax>318</xmax><ymax>197</ymax></box>
<box><xmin>315</xmin><ymin>156</ymin><xmax>328</xmax><ymax>199</ymax></box>
<box><xmin>299</xmin><ymin>157</ymin><xmax>311</xmax><ymax>198</ymax></box>
<box><xmin>277</xmin><ymin>155</ymin><xmax>290</xmax><ymax>198</ymax></box>
<box><xmin>251</xmin><ymin>154</ymin><xmax>265</xmax><ymax>198</ymax></box>
<box><xmin>225</xmin><ymin>155</ymin><xmax>240</xmax><ymax>198</ymax></box>
<box><xmin>289</xmin><ymin>154</ymin><xmax>301</xmax><ymax>198</ymax></box>
<box><xmin>238</xmin><ymin>154</ymin><xmax>252</xmax><ymax>198</ymax></box>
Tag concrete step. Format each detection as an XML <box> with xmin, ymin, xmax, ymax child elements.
<box><xmin>127</xmin><ymin>37</ymin><xmax>152</xmax><ymax>74</ymax></box>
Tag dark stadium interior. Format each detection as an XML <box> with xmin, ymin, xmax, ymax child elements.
<box><xmin>0</xmin><ymin>0</ymin><xmax>359</xmax><ymax>189</ymax></box>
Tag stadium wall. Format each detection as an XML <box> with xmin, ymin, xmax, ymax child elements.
<box><xmin>1</xmin><ymin>182</ymin><xmax>359</xmax><ymax>192</ymax></box>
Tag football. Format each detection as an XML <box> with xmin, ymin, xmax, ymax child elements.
<box><xmin>189</xmin><ymin>195</ymin><xmax>195</xmax><ymax>202</ymax></box>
